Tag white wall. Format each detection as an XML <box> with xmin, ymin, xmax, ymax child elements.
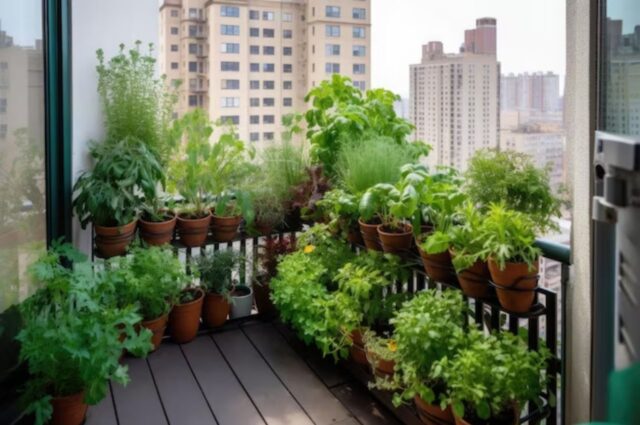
<box><xmin>71</xmin><ymin>0</ymin><xmax>159</xmax><ymax>254</ymax></box>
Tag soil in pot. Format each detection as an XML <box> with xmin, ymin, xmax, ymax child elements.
<box><xmin>488</xmin><ymin>258</ymin><xmax>539</xmax><ymax>313</ymax></box>
<box><xmin>139</xmin><ymin>212</ymin><xmax>177</xmax><ymax>246</ymax></box>
<box><xmin>450</xmin><ymin>251</ymin><xmax>492</xmax><ymax>299</ymax></box>
<box><xmin>94</xmin><ymin>220</ymin><xmax>137</xmax><ymax>258</ymax></box>
<box><xmin>202</xmin><ymin>292</ymin><xmax>230</xmax><ymax>327</ymax></box>
<box><xmin>177</xmin><ymin>213</ymin><xmax>211</xmax><ymax>247</ymax></box>
<box><xmin>414</xmin><ymin>395</ymin><xmax>454</xmax><ymax>425</ymax></box>
<box><xmin>51</xmin><ymin>391</ymin><xmax>88</xmax><ymax>425</ymax></box>
<box><xmin>254</xmin><ymin>275</ymin><xmax>277</xmax><ymax>318</ymax></box>
<box><xmin>142</xmin><ymin>313</ymin><xmax>169</xmax><ymax>352</ymax></box>
<box><xmin>378</xmin><ymin>223</ymin><xmax>413</xmax><ymax>255</ymax></box>
<box><xmin>358</xmin><ymin>218</ymin><xmax>383</xmax><ymax>251</ymax></box>
<box><xmin>211</xmin><ymin>214</ymin><xmax>242</xmax><ymax>243</ymax></box>
<box><xmin>417</xmin><ymin>243</ymin><xmax>459</xmax><ymax>286</ymax></box>
<box><xmin>169</xmin><ymin>288</ymin><xmax>204</xmax><ymax>344</ymax></box>
<box><xmin>349</xmin><ymin>328</ymin><xmax>369</xmax><ymax>366</ymax></box>
<box><xmin>230</xmin><ymin>285</ymin><xmax>254</xmax><ymax>319</ymax></box>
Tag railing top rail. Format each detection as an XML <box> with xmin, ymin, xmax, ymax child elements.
<box><xmin>535</xmin><ymin>238</ymin><xmax>571</xmax><ymax>265</ymax></box>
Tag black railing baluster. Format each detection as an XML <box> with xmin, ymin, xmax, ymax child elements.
<box><xmin>474</xmin><ymin>300</ymin><xmax>483</xmax><ymax>330</ymax></box>
<box><xmin>490</xmin><ymin>305</ymin><xmax>500</xmax><ymax>331</ymax></box>
<box><xmin>546</xmin><ymin>290</ymin><xmax>558</xmax><ymax>425</ymax></box>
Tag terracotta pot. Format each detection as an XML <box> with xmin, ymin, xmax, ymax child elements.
<box><xmin>142</xmin><ymin>314</ymin><xmax>169</xmax><ymax>351</ymax></box>
<box><xmin>417</xmin><ymin>243</ymin><xmax>458</xmax><ymax>286</ymax></box>
<box><xmin>169</xmin><ymin>288</ymin><xmax>204</xmax><ymax>344</ymax></box>
<box><xmin>453</xmin><ymin>404</ymin><xmax>519</xmax><ymax>425</ymax></box>
<box><xmin>255</xmin><ymin>221</ymin><xmax>274</xmax><ymax>237</ymax></box>
<box><xmin>94</xmin><ymin>220</ymin><xmax>137</xmax><ymax>258</ymax></box>
<box><xmin>489</xmin><ymin>258</ymin><xmax>539</xmax><ymax>313</ymax></box>
<box><xmin>378</xmin><ymin>223</ymin><xmax>413</xmax><ymax>255</ymax></box>
<box><xmin>177</xmin><ymin>213</ymin><xmax>211</xmax><ymax>247</ymax></box>
<box><xmin>139</xmin><ymin>213</ymin><xmax>177</xmax><ymax>246</ymax></box>
<box><xmin>347</xmin><ymin>228</ymin><xmax>364</xmax><ymax>246</ymax></box>
<box><xmin>254</xmin><ymin>276</ymin><xmax>277</xmax><ymax>318</ymax></box>
<box><xmin>414</xmin><ymin>395</ymin><xmax>454</xmax><ymax>425</ymax></box>
<box><xmin>51</xmin><ymin>391</ymin><xmax>88</xmax><ymax>425</ymax></box>
<box><xmin>421</xmin><ymin>223</ymin><xmax>435</xmax><ymax>235</ymax></box>
<box><xmin>211</xmin><ymin>214</ymin><xmax>242</xmax><ymax>242</ymax></box>
<box><xmin>349</xmin><ymin>329</ymin><xmax>369</xmax><ymax>365</ymax></box>
<box><xmin>202</xmin><ymin>292</ymin><xmax>230</xmax><ymax>327</ymax></box>
<box><xmin>366</xmin><ymin>350</ymin><xmax>395</xmax><ymax>377</ymax></box>
<box><xmin>358</xmin><ymin>219</ymin><xmax>383</xmax><ymax>251</ymax></box>
<box><xmin>450</xmin><ymin>250</ymin><xmax>492</xmax><ymax>299</ymax></box>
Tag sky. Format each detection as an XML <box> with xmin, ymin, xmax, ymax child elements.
<box><xmin>371</xmin><ymin>0</ymin><xmax>566</xmax><ymax>98</ymax></box>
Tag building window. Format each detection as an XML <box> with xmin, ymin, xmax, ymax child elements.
<box><xmin>222</xmin><ymin>79</ymin><xmax>240</xmax><ymax>89</ymax></box>
<box><xmin>283</xmin><ymin>29</ymin><xmax>293</xmax><ymax>39</ymax></box>
<box><xmin>188</xmin><ymin>43</ymin><xmax>198</xmax><ymax>54</ymax></box>
<box><xmin>170</xmin><ymin>9</ymin><xmax>179</xmax><ymax>17</ymax></box>
<box><xmin>250</xmin><ymin>132</ymin><xmax>260</xmax><ymax>142</ymax></box>
<box><xmin>263</xmin><ymin>98</ymin><xmax>275</xmax><ymax>106</ymax></box>
<box><xmin>262</xmin><ymin>11</ymin><xmax>275</xmax><ymax>21</ymax></box>
<box><xmin>250</xmin><ymin>115</ymin><xmax>260</xmax><ymax>124</ymax></box>
<box><xmin>221</xmin><ymin>6</ymin><xmax>240</xmax><ymax>17</ymax></box>
<box><xmin>0</xmin><ymin>98</ymin><xmax>6</xmax><ymax>113</ymax></box>
<box><xmin>282</xmin><ymin>12</ymin><xmax>292</xmax><ymax>22</ymax></box>
<box><xmin>283</xmin><ymin>47</ymin><xmax>293</xmax><ymax>56</ymax></box>
<box><xmin>221</xmin><ymin>61</ymin><xmax>240</xmax><ymax>71</ymax></box>
<box><xmin>354</xmin><ymin>81</ymin><xmax>366</xmax><ymax>90</ymax></box>
<box><xmin>188</xmin><ymin>61</ymin><xmax>198</xmax><ymax>72</ymax></box>
<box><xmin>325</xmin><ymin>62</ymin><xmax>340</xmax><ymax>74</ymax></box>
<box><xmin>326</xmin><ymin>6</ymin><xmax>341</xmax><ymax>18</ymax></box>
<box><xmin>325</xmin><ymin>44</ymin><xmax>340</xmax><ymax>56</ymax></box>
<box><xmin>283</xmin><ymin>97</ymin><xmax>293</xmax><ymax>107</ymax></box>
<box><xmin>171</xmin><ymin>62</ymin><xmax>179</xmax><ymax>70</ymax></box>
<box><xmin>188</xmin><ymin>8</ymin><xmax>199</xmax><ymax>19</ymax></box>
<box><xmin>263</xmin><ymin>115</ymin><xmax>275</xmax><ymax>124</ymax></box>
<box><xmin>353</xmin><ymin>8</ymin><xmax>366</xmax><ymax>19</ymax></box>
<box><xmin>263</xmin><ymin>63</ymin><xmax>275</xmax><ymax>72</ymax></box>
<box><xmin>170</xmin><ymin>27</ymin><xmax>179</xmax><ymax>35</ymax></box>
<box><xmin>0</xmin><ymin>124</ymin><xmax>7</xmax><ymax>139</ymax></box>
<box><xmin>250</xmin><ymin>63</ymin><xmax>260</xmax><ymax>72</ymax></box>
<box><xmin>283</xmin><ymin>64</ymin><xmax>293</xmax><ymax>73</ymax></box>
<box><xmin>220</xmin><ymin>115</ymin><xmax>240</xmax><ymax>125</ymax></box>
<box><xmin>221</xmin><ymin>43</ymin><xmax>240</xmax><ymax>53</ymax></box>
<box><xmin>263</xmin><ymin>132</ymin><xmax>274</xmax><ymax>141</ymax></box>
<box><xmin>353</xmin><ymin>26</ymin><xmax>366</xmax><ymax>38</ymax></box>
<box><xmin>263</xmin><ymin>28</ymin><xmax>275</xmax><ymax>38</ymax></box>
<box><xmin>263</xmin><ymin>80</ymin><xmax>275</xmax><ymax>89</ymax></box>
<box><xmin>170</xmin><ymin>44</ymin><xmax>179</xmax><ymax>52</ymax></box>
<box><xmin>250</xmin><ymin>45</ymin><xmax>260</xmax><ymax>55</ymax></box>
<box><xmin>353</xmin><ymin>63</ymin><xmax>366</xmax><ymax>74</ymax></box>
<box><xmin>283</xmin><ymin>81</ymin><xmax>293</xmax><ymax>90</ymax></box>
<box><xmin>221</xmin><ymin>97</ymin><xmax>240</xmax><ymax>108</ymax></box>
<box><xmin>353</xmin><ymin>45</ymin><xmax>366</xmax><ymax>57</ymax></box>
<box><xmin>250</xmin><ymin>97</ymin><xmax>260</xmax><ymax>107</ymax></box>
<box><xmin>263</xmin><ymin>46</ymin><xmax>275</xmax><ymax>55</ymax></box>
<box><xmin>188</xmin><ymin>95</ymin><xmax>198</xmax><ymax>106</ymax></box>
<box><xmin>221</xmin><ymin>24</ymin><xmax>240</xmax><ymax>36</ymax></box>
<box><xmin>325</xmin><ymin>25</ymin><xmax>340</xmax><ymax>37</ymax></box>
<box><xmin>250</xmin><ymin>80</ymin><xmax>260</xmax><ymax>89</ymax></box>
<box><xmin>250</xmin><ymin>27</ymin><xmax>259</xmax><ymax>37</ymax></box>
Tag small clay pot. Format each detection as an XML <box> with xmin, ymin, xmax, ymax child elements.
<box><xmin>142</xmin><ymin>313</ymin><xmax>169</xmax><ymax>352</ymax></box>
<box><xmin>51</xmin><ymin>391</ymin><xmax>88</xmax><ymax>425</ymax></box>
<box><xmin>453</xmin><ymin>404</ymin><xmax>520</xmax><ymax>425</ymax></box>
<box><xmin>211</xmin><ymin>214</ymin><xmax>242</xmax><ymax>242</ymax></box>
<box><xmin>349</xmin><ymin>328</ymin><xmax>369</xmax><ymax>365</ymax></box>
<box><xmin>139</xmin><ymin>213</ymin><xmax>177</xmax><ymax>246</ymax></box>
<box><xmin>347</xmin><ymin>228</ymin><xmax>364</xmax><ymax>246</ymax></box>
<box><xmin>255</xmin><ymin>221</ymin><xmax>274</xmax><ymax>237</ymax></box>
<box><xmin>176</xmin><ymin>213</ymin><xmax>211</xmax><ymax>247</ymax></box>
<box><xmin>358</xmin><ymin>218</ymin><xmax>383</xmax><ymax>251</ymax></box>
<box><xmin>254</xmin><ymin>276</ymin><xmax>277</xmax><ymax>318</ymax></box>
<box><xmin>414</xmin><ymin>395</ymin><xmax>454</xmax><ymax>425</ymax></box>
<box><xmin>366</xmin><ymin>350</ymin><xmax>395</xmax><ymax>378</ymax></box>
<box><xmin>489</xmin><ymin>258</ymin><xmax>539</xmax><ymax>313</ymax></box>
<box><xmin>377</xmin><ymin>223</ymin><xmax>413</xmax><ymax>255</ymax></box>
<box><xmin>169</xmin><ymin>288</ymin><xmax>204</xmax><ymax>344</ymax></box>
<box><xmin>202</xmin><ymin>292</ymin><xmax>230</xmax><ymax>328</ymax></box>
<box><xmin>417</xmin><ymin>243</ymin><xmax>458</xmax><ymax>286</ymax></box>
<box><xmin>94</xmin><ymin>220</ymin><xmax>137</xmax><ymax>258</ymax></box>
<box><xmin>450</xmin><ymin>250</ymin><xmax>492</xmax><ymax>299</ymax></box>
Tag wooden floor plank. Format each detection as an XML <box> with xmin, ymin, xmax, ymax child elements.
<box><xmin>213</xmin><ymin>329</ymin><xmax>314</xmax><ymax>425</ymax></box>
<box><xmin>85</xmin><ymin>382</ymin><xmax>118</xmax><ymax>425</ymax></box>
<box><xmin>147</xmin><ymin>344</ymin><xmax>217</xmax><ymax>425</ymax></box>
<box><xmin>245</xmin><ymin>323</ymin><xmax>354</xmax><ymax>425</ymax></box>
<box><xmin>111</xmin><ymin>357</ymin><xmax>168</xmax><ymax>425</ymax></box>
<box><xmin>182</xmin><ymin>336</ymin><xmax>265</xmax><ymax>425</ymax></box>
<box><xmin>331</xmin><ymin>382</ymin><xmax>401</xmax><ymax>425</ymax></box>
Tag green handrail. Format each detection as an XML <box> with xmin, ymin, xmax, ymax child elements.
<box><xmin>535</xmin><ymin>238</ymin><xmax>572</xmax><ymax>265</ymax></box>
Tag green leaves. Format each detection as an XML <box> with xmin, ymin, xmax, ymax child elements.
<box><xmin>197</xmin><ymin>250</ymin><xmax>244</xmax><ymax>296</ymax></box>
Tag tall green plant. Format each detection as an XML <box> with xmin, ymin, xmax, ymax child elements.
<box><xmin>197</xmin><ymin>250</ymin><xmax>244</xmax><ymax>297</ymax></box>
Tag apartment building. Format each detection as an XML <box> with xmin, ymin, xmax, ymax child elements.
<box><xmin>159</xmin><ymin>0</ymin><xmax>371</xmax><ymax>145</ymax></box>
<box><xmin>409</xmin><ymin>19</ymin><xmax>500</xmax><ymax>171</ymax></box>
<box><xmin>501</xmin><ymin>71</ymin><xmax>562</xmax><ymax>114</ymax></box>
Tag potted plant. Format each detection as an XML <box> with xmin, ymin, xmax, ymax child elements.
<box><xmin>478</xmin><ymin>204</ymin><xmax>541</xmax><ymax>313</ymax></box>
<box><xmin>73</xmin><ymin>138</ymin><xmax>163</xmax><ymax>258</ymax></box>
<box><xmin>363</xmin><ymin>330</ymin><xmax>397</xmax><ymax>379</ymax></box>
<box><xmin>197</xmin><ymin>250</ymin><xmax>244</xmax><ymax>327</ymax></box>
<box><xmin>253</xmin><ymin>235</ymin><xmax>296</xmax><ymax>317</ymax></box>
<box><xmin>247</xmin><ymin>186</ymin><xmax>286</xmax><ymax>236</ymax></box>
<box><xmin>211</xmin><ymin>196</ymin><xmax>245</xmax><ymax>243</ymax></box>
<box><xmin>169</xmin><ymin>284</ymin><xmax>205</xmax><ymax>344</ymax></box>
<box><xmin>230</xmin><ymin>285</ymin><xmax>254</xmax><ymax>319</ymax></box>
<box><xmin>109</xmin><ymin>245</ymin><xmax>188</xmax><ymax>351</ymax></box>
<box><xmin>435</xmin><ymin>331</ymin><xmax>550</xmax><ymax>425</ymax></box>
<box><xmin>139</xmin><ymin>197</ymin><xmax>178</xmax><ymax>247</ymax></box>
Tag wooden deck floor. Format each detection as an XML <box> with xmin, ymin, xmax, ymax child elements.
<box><xmin>86</xmin><ymin>321</ymin><xmax>400</xmax><ymax>425</ymax></box>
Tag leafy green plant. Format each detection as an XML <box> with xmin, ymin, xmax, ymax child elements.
<box><xmin>448</xmin><ymin>203</ymin><xmax>489</xmax><ymax>273</ymax></box>
<box><xmin>197</xmin><ymin>250</ymin><xmax>244</xmax><ymax>298</ymax></box>
<box><xmin>464</xmin><ymin>149</ymin><xmax>561</xmax><ymax>232</ymax></box>
<box><xmin>246</xmin><ymin>186</ymin><xmax>286</xmax><ymax>233</ymax></box>
<box><xmin>316</xmin><ymin>188</ymin><xmax>360</xmax><ymax>238</ymax></box>
<box><xmin>477</xmin><ymin>204</ymin><xmax>541</xmax><ymax>270</ymax></box>
<box><xmin>260</xmin><ymin>137</ymin><xmax>310</xmax><ymax>209</ymax></box>
<box><xmin>434</xmin><ymin>330</ymin><xmax>550</xmax><ymax>422</ymax></box>
<box><xmin>73</xmin><ymin>137</ymin><xmax>163</xmax><ymax>227</ymax></box>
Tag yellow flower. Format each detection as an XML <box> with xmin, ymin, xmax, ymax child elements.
<box><xmin>303</xmin><ymin>245</ymin><xmax>316</xmax><ymax>254</ymax></box>
<box><xmin>387</xmin><ymin>340</ymin><xmax>398</xmax><ymax>352</ymax></box>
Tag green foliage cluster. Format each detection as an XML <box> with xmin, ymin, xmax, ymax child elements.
<box><xmin>448</xmin><ymin>203</ymin><xmax>489</xmax><ymax>273</ymax></box>
<box><xmin>197</xmin><ymin>249</ymin><xmax>245</xmax><ymax>297</ymax></box>
<box><xmin>107</xmin><ymin>245</ymin><xmax>189</xmax><ymax>320</ymax></box>
<box><xmin>464</xmin><ymin>149</ymin><xmax>561</xmax><ymax>232</ymax></box>
<box><xmin>316</xmin><ymin>188</ymin><xmax>360</xmax><ymax>238</ymax></box>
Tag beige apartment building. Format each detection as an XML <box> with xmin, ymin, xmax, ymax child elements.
<box><xmin>409</xmin><ymin>19</ymin><xmax>500</xmax><ymax>171</ymax></box>
<box><xmin>159</xmin><ymin>0</ymin><xmax>371</xmax><ymax>145</ymax></box>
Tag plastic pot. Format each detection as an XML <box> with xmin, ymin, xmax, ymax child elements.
<box><xmin>230</xmin><ymin>285</ymin><xmax>254</xmax><ymax>319</ymax></box>
<box><xmin>488</xmin><ymin>258</ymin><xmax>539</xmax><ymax>313</ymax></box>
<box><xmin>177</xmin><ymin>213</ymin><xmax>211</xmax><ymax>247</ymax></box>
<box><xmin>358</xmin><ymin>218</ymin><xmax>383</xmax><ymax>251</ymax></box>
<box><xmin>417</xmin><ymin>243</ymin><xmax>458</xmax><ymax>286</ymax></box>
<box><xmin>94</xmin><ymin>220</ymin><xmax>137</xmax><ymax>258</ymax></box>
<box><xmin>377</xmin><ymin>223</ymin><xmax>413</xmax><ymax>255</ymax></box>
<box><xmin>51</xmin><ymin>391</ymin><xmax>87</xmax><ymax>425</ymax></box>
<box><xmin>414</xmin><ymin>395</ymin><xmax>454</xmax><ymax>425</ymax></box>
<box><xmin>202</xmin><ymin>292</ymin><xmax>230</xmax><ymax>328</ymax></box>
<box><xmin>211</xmin><ymin>214</ymin><xmax>242</xmax><ymax>242</ymax></box>
<box><xmin>169</xmin><ymin>288</ymin><xmax>204</xmax><ymax>344</ymax></box>
<box><xmin>142</xmin><ymin>313</ymin><xmax>169</xmax><ymax>352</ymax></box>
<box><xmin>139</xmin><ymin>213</ymin><xmax>177</xmax><ymax>246</ymax></box>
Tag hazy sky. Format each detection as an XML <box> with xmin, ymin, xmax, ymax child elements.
<box><xmin>371</xmin><ymin>0</ymin><xmax>566</xmax><ymax>98</ymax></box>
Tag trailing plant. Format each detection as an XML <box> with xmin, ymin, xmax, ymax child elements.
<box><xmin>73</xmin><ymin>137</ymin><xmax>164</xmax><ymax>227</ymax></box>
<box><xmin>464</xmin><ymin>149</ymin><xmax>561</xmax><ymax>232</ymax></box>
<box><xmin>197</xmin><ymin>250</ymin><xmax>245</xmax><ymax>297</ymax></box>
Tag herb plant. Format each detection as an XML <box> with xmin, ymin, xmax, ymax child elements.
<box><xmin>316</xmin><ymin>188</ymin><xmax>361</xmax><ymax>238</ymax></box>
<box><xmin>197</xmin><ymin>250</ymin><xmax>244</xmax><ymax>297</ymax></box>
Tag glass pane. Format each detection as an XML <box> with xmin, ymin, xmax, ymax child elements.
<box><xmin>0</xmin><ymin>0</ymin><xmax>46</xmax><ymax>313</ymax></box>
<box><xmin>600</xmin><ymin>0</ymin><xmax>640</xmax><ymax>135</ymax></box>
